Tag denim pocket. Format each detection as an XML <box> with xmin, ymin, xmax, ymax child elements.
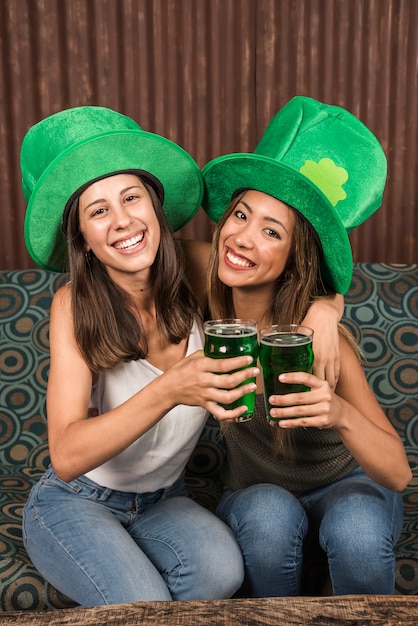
<box><xmin>37</xmin><ymin>469</ymin><xmax>101</xmax><ymax>501</ymax></box>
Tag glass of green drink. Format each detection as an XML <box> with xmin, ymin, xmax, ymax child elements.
<box><xmin>259</xmin><ymin>324</ymin><xmax>314</xmax><ymax>424</ymax></box>
<box><xmin>203</xmin><ymin>319</ymin><xmax>258</xmax><ymax>422</ymax></box>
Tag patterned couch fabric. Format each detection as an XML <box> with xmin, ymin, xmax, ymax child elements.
<box><xmin>0</xmin><ymin>264</ymin><xmax>417</xmax><ymax>610</ymax></box>
<box><xmin>0</xmin><ymin>270</ymin><xmax>75</xmax><ymax>611</ymax></box>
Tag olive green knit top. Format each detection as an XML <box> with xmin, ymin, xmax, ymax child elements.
<box><xmin>220</xmin><ymin>395</ymin><xmax>359</xmax><ymax>496</ymax></box>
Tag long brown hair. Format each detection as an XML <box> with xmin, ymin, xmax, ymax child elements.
<box><xmin>207</xmin><ymin>193</ymin><xmax>327</xmax><ymax>325</ymax></box>
<box><xmin>65</xmin><ymin>177</ymin><xmax>198</xmax><ymax>373</ymax></box>
<box><xmin>208</xmin><ymin>193</ymin><xmax>359</xmax><ymax>455</ymax></box>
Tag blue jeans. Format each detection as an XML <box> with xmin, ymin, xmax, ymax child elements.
<box><xmin>216</xmin><ymin>467</ymin><xmax>404</xmax><ymax>596</ymax></box>
<box><xmin>23</xmin><ymin>467</ymin><xmax>244</xmax><ymax>606</ymax></box>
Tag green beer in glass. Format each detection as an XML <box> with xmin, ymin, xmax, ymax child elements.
<box><xmin>203</xmin><ymin>319</ymin><xmax>258</xmax><ymax>422</ymax></box>
<box><xmin>259</xmin><ymin>324</ymin><xmax>314</xmax><ymax>423</ymax></box>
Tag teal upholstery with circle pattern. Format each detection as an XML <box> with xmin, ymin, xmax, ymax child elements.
<box><xmin>0</xmin><ymin>270</ymin><xmax>76</xmax><ymax>611</ymax></box>
<box><xmin>0</xmin><ymin>264</ymin><xmax>417</xmax><ymax>611</ymax></box>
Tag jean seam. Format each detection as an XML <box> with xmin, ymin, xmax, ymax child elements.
<box><xmin>30</xmin><ymin>503</ymin><xmax>109</xmax><ymax>604</ymax></box>
<box><xmin>130</xmin><ymin>533</ymin><xmax>184</xmax><ymax>595</ymax></box>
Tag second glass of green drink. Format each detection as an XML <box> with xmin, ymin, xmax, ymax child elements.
<box><xmin>203</xmin><ymin>319</ymin><xmax>258</xmax><ymax>422</ymax></box>
<box><xmin>259</xmin><ymin>324</ymin><xmax>314</xmax><ymax>424</ymax></box>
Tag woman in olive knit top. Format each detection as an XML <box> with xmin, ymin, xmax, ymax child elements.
<box><xmin>186</xmin><ymin>97</ymin><xmax>412</xmax><ymax>597</ymax></box>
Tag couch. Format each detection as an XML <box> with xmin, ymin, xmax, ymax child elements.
<box><xmin>0</xmin><ymin>263</ymin><xmax>417</xmax><ymax>610</ymax></box>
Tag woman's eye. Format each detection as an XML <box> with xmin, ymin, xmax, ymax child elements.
<box><xmin>125</xmin><ymin>194</ymin><xmax>139</xmax><ymax>203</ymax></box>
<box><xmin>233</xmin><ymin>209</ymin><xmax>246</xmax><ymax>220</ymax></box>
<box><xmin>92</xmin><ymin>207</ymin><xmax>106</xmax><ymax>217</ymax></box>
<box><xmin>265</xmin><ymin>228</ymin><xmax>280</xmax><ymax>239</ymax></box>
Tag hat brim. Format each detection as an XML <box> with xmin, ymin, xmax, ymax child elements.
<box><xmin>202</xmin><ymin>153</ymin><xmax>353</xmax><ymax>294</ymax></box>
<box><xmin>24</xmin><ymin>130</ymin><xmax>203</xmax><ymax>272</ymax></box>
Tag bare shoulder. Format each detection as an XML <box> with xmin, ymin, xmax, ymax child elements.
<box><xmin>48</xmin><ymin>281</ymin><xmax>90</xmax><ymax>383</ymax></box>
<box><xmin>50</xmin><ymin>283</ymin><xmax>74</xmax><ymax>339</ymax></box>
<box><xmin>51</xmin><ymin>281</ymin><xmax>72</xmax><ymax>310</ymax></box>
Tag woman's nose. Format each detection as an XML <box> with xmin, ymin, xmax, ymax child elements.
<box><xmin>233</xmin><ymin>226</ymin><xmax>254</xmax><ymax>248</ymax></box>
<box><xmin>112</xmin><ymin>206</ymin><xmax>131</xmax><ymax>229</ymax></box>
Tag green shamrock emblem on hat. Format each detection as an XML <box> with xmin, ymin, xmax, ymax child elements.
<box><xmin>300</xmin><ymin>157</ymin><xmax>348</xmax><ymax>207</ymax></box>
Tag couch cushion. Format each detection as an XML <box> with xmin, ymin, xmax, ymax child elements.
<box><xmin>0</xmin><ymin>270</ymin><xmax>76</xmax><ymax>609</ymax></box>
<box><xmin>0</xmin><ymin>270</ymin><xmax>67</xmax><ymax>469</ymax></box>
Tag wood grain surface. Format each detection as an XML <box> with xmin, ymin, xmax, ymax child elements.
<box><xmin>1</xmin><ymin>595</ymin><xmax>418</xmax><ymax>625</ymax></box>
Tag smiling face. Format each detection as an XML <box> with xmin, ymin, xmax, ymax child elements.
<box><xmin>78</xmin><ymin>173</ymin><xmax>161</xmax><ymax>285</ymax></box>
<box><xmin>217</xmin><ymin>189</ymin><xmax>295</xmax><ymax>291</ymax></box>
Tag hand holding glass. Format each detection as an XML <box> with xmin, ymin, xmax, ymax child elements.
<box><xmin>203</xmin><ymin>319</ymin><xmax>258</xmax><ymax>422</ymax></box>
<box><xmin>259</xmin><ymin>324</ymin><xmax>314</xmax><ymax>424</ymax></box>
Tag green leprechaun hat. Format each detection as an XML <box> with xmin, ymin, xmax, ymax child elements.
<box><xmin>202</xmin><ymin>96</ymin><xmax>387</xmax><ymax>294</ymax></box>
<box><xmin>21</xmin><ymin>106</ymin><xmax>204</xmax><ymax>272</ymax></box>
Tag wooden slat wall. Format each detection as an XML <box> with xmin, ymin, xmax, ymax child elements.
<box><xmin>0</xmin><ymin>0</ymin><xmax>416</xmax><ymax>269</ymax></box>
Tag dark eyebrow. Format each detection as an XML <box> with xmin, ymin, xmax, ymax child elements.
<box><xmin>83</xmin><ymin>198</ymin><xmax>106</xmax><ymax>212</ymax></box>
<box><xmin>121</xmin><ymin>185</ymin><xmax>142</xmax><ymax>194</ymax></box>
<box><xmin>240</xmin><ymin>199</ymin><xmax>289</xmax><ymax>234</ymax></box>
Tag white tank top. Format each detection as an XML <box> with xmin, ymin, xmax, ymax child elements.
<box><xmin>85</xmin><ymin>318</ymin><xmax>208</xmax><ymax>493</ymax></box>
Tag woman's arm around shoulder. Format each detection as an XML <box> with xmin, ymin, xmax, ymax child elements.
<box><xmin>302</xmin><ymin>293</ymin><xmax>344</xmax><ymax>390</ymax></box>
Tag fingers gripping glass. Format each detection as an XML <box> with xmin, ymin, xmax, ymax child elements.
<box><xmin>203</xmin><ymin>319</ymin><xmax>258</xmax><ymax>422</ymax></box>
<box><xmin>259</xmin><ymin>324</ymin><xmax>314</xmax><ymax>424</ymax></box>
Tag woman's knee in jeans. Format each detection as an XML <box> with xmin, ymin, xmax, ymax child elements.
<box><xmin>318</xmin><ymin>486</ymin><xmax>401</xmax><ymax>594</ymax></box>
<box><xmin>216</xmin><ymin>485</ymin><xmax>308</xmax><ymax>597</ymax></box>
<box><xmin>218</xmin><ymin>484</ymin><xmax>304</xmax><ymax>530</ymax></box>
<box><xmin>320</xmin><ymin>483</ymin><xmax>402</xmax><ymax>557</ymax></box>
<box><xmin>202</xmin><ymin>526</ymin><xmax>244</xmax><ymax>598</ymax></box>
<box><xmin>324</xmin><ymin>526</ymin><xmax>397</xmax><ymax>595</ymax></box>
<box><xmin>168</xmin><ymin>521</ymin><xmax>244</xmax><ymax>600</ymax></box>
<box><xmin>216</xmin><ymin>484</ymin><xmax>307</xmax><ymax>561</ymax></box>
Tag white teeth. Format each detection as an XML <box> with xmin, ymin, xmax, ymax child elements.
<box><xmin>114</xmin><ymin>234</ymin><xmax>144</xmax><ymax>250</ymax></box>
<box><xmin>226</xmin><ymin>250</ymin><xmax>254</xmax><ymax>268</ymax></box>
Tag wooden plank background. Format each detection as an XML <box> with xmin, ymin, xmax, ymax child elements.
<box><xmin>0</xmin><ymin>0</ymin><xmax>416</xmax><ymax>269</ymax></box>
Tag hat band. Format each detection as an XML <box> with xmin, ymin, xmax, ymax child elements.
<box><xmin>61</xmin><ymin>169</ymin><xmax>165</xmax><ymax>234</ymax></box>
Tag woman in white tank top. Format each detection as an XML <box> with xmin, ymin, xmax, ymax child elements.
<box><xmin>21</xmin><ymin>106</ymin><xmax>258</xmax><ymax>606</ymax></box>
